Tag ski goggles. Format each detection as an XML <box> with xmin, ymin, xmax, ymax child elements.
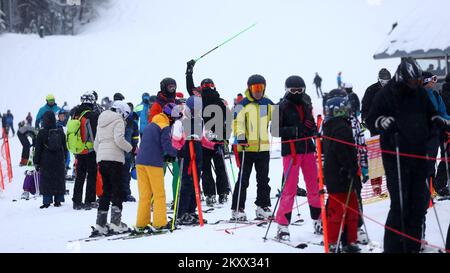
<box><xmin>166</xmin><ymin>84</ymin><xmax>177</xmax><ymax>93</ymax></box>
<box><xmin>285</xmin><ymin>87</ymin><xmax>305</xmax><ymax>95</ymax></box>
<box><xmin>423</xmin><ymin>75</ymin><xmax>438</xmax><ymax>85</ymax></box>
<box><xmin>249</xmin><ymin>83</ymin><xmax>266</xmax><ymax>93</ymax></box>
<box><xmin>201</xmin><ymin>83</ymin><xmax>216</xmax><ymax>90</ymax></box>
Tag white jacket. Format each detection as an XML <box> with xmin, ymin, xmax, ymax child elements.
<box><xmin>94</xmin><ymin>110</ymin><xmax>132</xmax><ymax>164</ymax></box>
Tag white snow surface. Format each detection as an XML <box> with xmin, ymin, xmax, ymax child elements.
<box><xmin>374</xmin><ymin>0</ymin><xmax>450</xmax><ymax>57</ymax></box>
<box><xmin>1</xmin><ymin>0</ymin><xmax>449</xmax><ymax>253</ymax></box>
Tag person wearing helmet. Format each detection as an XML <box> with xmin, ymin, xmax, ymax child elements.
<box><xmin>92</xmin><ymin>100</ymin><xmax>133</xmax><ymax>236</ymax></box>
<box><xmin>231</xmin><ymin>74</ymin><xmax>274</xmax><ymax>221</ymax></box>
<box><xmin>366</xmin><ymin>57</ymin><xmax>445</xmax><ymax>253</ymax></box>
<box><xmin>70</xmin><ymin>91</ymin><xmax>100</xmax><ymax>211</ymax></box>
<box><xmin>148</xmin><ymin>78</ymin><xmax>177</xmax><ymax>123</ymax></box>
<box><xmin>134</xmin><ymin>102</ymin><xmax>178</xmax><ymax>232</ymax></box>
<box><xmin>361</xmin><ymin>68</ymin><xmax>392</xmax><ymax>131</ymax></box>
<box><xmin>122</xmin><ymin>102</ymin><xmax>139</xmax><ymax>203</ymax></box>
<box><xmin>134</xmin><ymin>92</ymin><xmax>153</xmax><ymax>137</ymax></box>
<box><xmin>272</xmin><ymin>76</ymin><xmax>322</xmax><ymax>239</ymax></box>
<box><xmin>35</xmin><ymin>94</ymin><xmax>61</xmax><ymax>129</ymax></box>
<box><xmin>185</xmin><ymin>60</ymin><xmax>231</xmax><ymax>206</ymax></box>
<box><xmin>322</xmin><ymin>92</ymin><xmax>361</xmax><ymax>253</ymax></box>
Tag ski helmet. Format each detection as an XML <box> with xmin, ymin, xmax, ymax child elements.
<box><xmin>160</xmin><ymin>77</ymin><xmax>177</xmax><ymax>95</ymax></box>
<box><xmin>285</xmin><ymin>76</ymin><xmax>306</xmax><ymax>94</ymax></box>
<box><xmin>324</xmin><ymin>96</ymin><xmax>351</xmax><ymax>119</ymax></box>
<box><xmin>113</xmin><ymin>92</ymin><xmax>125</xmax><ymax>101</ymax></box>
<box><xmin>142</xmin><ymin>92</ymin><xmax>150</xmax><ymax>102</ymax></box>
<box><xmin>200</xmin><ymin>78</ymin><xmax>215</xmax><ymax>91</ymax></box>
<box><xmin>81</xmin><ymin>91</ymin><xmax>96</xmax><ymax>104</ymax></box>
<box><xmin>247</xmin><ymin>74</ymin><xmax>266</xmax><ymax>87</ymax></box>
<box><xmin>46</xmin><ymin>94</ymin><xmax>55</xmax><ymax>102</ymax></box>
<box><xmin>395</xmin><ymin>57</ymin><xmax>423</xmax><ymax>84</ymax></box>
<box><xmin>110</xmin><ymin>100</ymin><xmax>131</xmax><ymax>119</ymax></box>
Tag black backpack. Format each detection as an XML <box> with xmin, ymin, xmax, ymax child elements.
<box><xmin>45</xmin><ymin>129</ymin><xmax>64</xmax><ymax>152</ymax></box>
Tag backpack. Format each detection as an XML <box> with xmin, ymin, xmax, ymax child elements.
<box><xmin>45</xmin><ymin>129</ymin><xmax>64</xmax><ymax>152</ymax></box>
<box><xmin>66</xmin><ymin>110</ymin><xmax>94</xmax><ymax>154</ymax></box>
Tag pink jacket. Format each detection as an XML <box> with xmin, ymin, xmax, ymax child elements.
<box><xmin>172</xmin><ymin>118</ymin><xmax>215</xmax><ymax>151</ymax></box>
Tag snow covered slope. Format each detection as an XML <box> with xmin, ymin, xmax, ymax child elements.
<box><xmin>0</xmin><ymin>0</ymin><xmax>419</xmax><ymax>121</ymax></box>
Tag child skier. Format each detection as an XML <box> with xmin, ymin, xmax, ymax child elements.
<box><xmin>322</xmin><ymin>94</ymin><xmax>361</xmax><ymax>253</ymax></box>
<box><xmin>33</xmin><ymin>111</ymin><xmax>68</xmax><ymax>209</ymax></box>
<box><xmin>134</xmin><ymin>103</ymin><xmax>178</xmax><ymax>231</ymax></box>
<box><xmin>172</xmin><ymin>96</ymin><xmax>215</xmax><ymax>225</ymax></box>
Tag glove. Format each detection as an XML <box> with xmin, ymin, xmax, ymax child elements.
<box><xmin>376</xmin><ymin>116</ymin><xmax>395</xmax><ymax>131</ymax></box>
<box><xmin>164</xmin><ymin>155</ymin><xmax>176</xmax><ymax>163</ymax></box>
<box><xmin>432</xmin><ymin>115</ymin><xmax>449</xmax><ymax>129</ymax></box>
<box><xmin>186</xmin><ymin>59</ymin><xmax>196</xmax><ymax>74</ymax></box>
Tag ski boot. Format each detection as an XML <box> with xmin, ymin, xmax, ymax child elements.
<box><xmin>54</xmin><ymin>201</ymin><xmax>62</xmax><ymax>207</ymax></box>
<box><xmin>125</xmin><ymin>195</ymin><xmax>136</xmax><ymax>202</ymax></box>
<box><xmin>73</xmin><ymin>202</ymin><xmax>83</xmax><ymax>210</ymax></box>
<box><xmin>109</xmin><ymin>206</ymin><xmax>129</xmax><ymax>234</ymax></box>
<box><xmin>91</xmin><ymin>211</ymin><xmax>109</xmax><ymax>237</ymax></box>
<box><xmin>255</xmin><ymin>206</ymin><xmax>272</xmax><ymax>220</ymax></box>
<box><xmin>342</xmin><ymin>243</ymin><xmax>361</xmax><ymax>253</ymax></box>
<box><xmin>177</xmin><ymin>213</ymin><xmax>198</xmax><ymax>226</ymax></box>
<box><xmin>218</xmin><ymin>194</ymin><xmax>228</xmax><ymax>204</ymax></box>
<box><xmin>276</xmin><ymin>224</ymin><xmax>290</xmax><ymax>241</ymax></box>
<box><xmin>231</xmin><ymin>209</ymin><xmax>247</xmax><ymax>221</ymax></box>
<box><xmin>21</xmin><ymin>191</ymin><xmax>30</xmax><ymax>200</ymax></box>
<box><xmin>40</xmin><ymin>204</ymin><xmax>50</xmax><ymax>209</ymax></box>
<box><xmin>313</xmin><ymin>219</ymin><xmax>323</xmax><ymax>235</ymax></box>
<box><xmin>357</xmin><ymin>228</ymin><xmax>369</xmax><ymax>245</ymax></box>
<box><xmin>205</xmin><ymin>195</ymin><xmax>216</xmax><ymax>207</ymax></box>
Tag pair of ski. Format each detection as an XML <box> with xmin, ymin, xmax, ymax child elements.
<box><xmin>209</xmin><ymin>218</ymin><xmax>269</xmax><ymax>227</ymax></box>
<box><xmin>69</xmin><ymin>226</ymin><xmax>170</xmax><ymax>243</ymax></box>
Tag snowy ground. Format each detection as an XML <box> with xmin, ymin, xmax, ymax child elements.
<box><xmin>1</xmin><ymin>136</ymin><xmax>449</xmax><ymax>253</ymax></box>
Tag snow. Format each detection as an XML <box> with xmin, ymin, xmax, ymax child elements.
<box><xmin>374</xmin><ymin>0</ymin><xmax>450</xmax><ymax>58</ymax></box>
<box><xmin>1</xmin><ymin>0</ymin><xmax>449</xmax><ymax>253</ymax></box>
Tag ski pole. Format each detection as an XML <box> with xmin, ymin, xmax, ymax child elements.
<box><xmin>336</xmin><ymin>178</ymin><xmax>354</xmax><ymax>253</ymax></box>
<box><xmin>394</xmin><ymin>132</ymin><xmax>407</xmax><ymax>253</ymax></box>
<box><xmin>234</xmin><ymin>149</ymin><xmax>246</xmax><ymax>229</ymax></box>
<box><xmin>263</xmin><ymin>157</ymin><xmax>294</xmax><ymax>241</ymax></box>
<box><xmin>194</xmin><ymin>23</ymin><xmax>257</xmax><ymax>62</ymax></box>
<box><xmin>171</xmin><ymin>158</ymin><xmax>184</xmax><ymax>232</ymax></box>
<box><xmin>425</xmin><ymin>177</ymin><xmax>447</xmax><ymax>248</ymax></box>
<box><xmin>443</xmin><ymin>141</ymin><xmax>450</xmax><ymax>196</ymax></box>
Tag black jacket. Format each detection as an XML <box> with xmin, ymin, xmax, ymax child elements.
<box><xmin>273</xmin><ymin>93</ymin><xmax>316</xmax><ymax>156</ymax></box>
<box><xmin>34</xmin><ymin>111</ymin><xmax>67</xmax><ymax>196</ymax></box>
<box><xmin>361</xmin><ymin>82</ymin><xmax>382</xmax><ymax>123</ymax></box>
<box><xmin>366</xmin><ymin>80</ymin><xmax>437</xmax><ymax>156</ymax></box>
<box><xmin>186</xmin><ymin>71</ymin><xmax>230</xmax><ymax>142</ymax></box>
<box><xmin>323</xmin><ymin>117</ymin><xmax>359</xmax><ymax>193</ymax></box>
<box><xmin>347</xmin><ymin>91</ymin><xmax>360</xmax><ymax>117</ymax></box>
<box><xmin>441</xmin><ymin>83</ymin><xmax>450</xmax><ymax>115</ymax></box>
<box><xmin>313</xmin><ymin>75</ymin><xmax>322</xmax><ymax>86</ymax></box>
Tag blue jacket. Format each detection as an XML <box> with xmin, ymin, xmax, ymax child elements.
<box><xmin>124</xmin><ymin>112</ymin><xmax>139</xmax><ymax>162</ymax></box>
<box><xmin>35</xmin><ymin>103</ymin><xmax>61</xmax><ymax>129</ymax></box>
<box><xmin>135</xmin><ymin>113</ymin><xmax>177</xmax><ymax>167</ymax></box>
<box><xmin>425</xmin><ymin>88</ymin><xmax>450</xmax><ymax>120</ymax></box>
<box><xmin>134</xmin><ymin>101</ymin><xmax>150</xmax><ymax>134</ymax></box>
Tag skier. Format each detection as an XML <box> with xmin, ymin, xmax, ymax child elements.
<box><xmin>361</xmin><ymin>68</ymin><xmax>392</xmax><ymax>127</ymax></box>
<box><xmin>313</xmin><ymin>72</ymin><xmax>323</xmax><ymax>98</ymax></box>
<box><xmin>435</xmin><ymin>73</ymin><xmax>450</xmax><ymax>197</ymax></box>
<box><xmin>35</xmin><ymin>94</ymin><xmax>61</xmax><ymax>129</ymax></box>
<box><xmin>234</xmin><ymin>93</ymin><xmax>244</xmax><ymax>107</ymax></box>
<box><xmin>231</xmin><ymin>74</ymin><xmax>274</xmax><ymax>221</ymax></box>
<box><xmin>56</xmin><ymin>108</ymin><xmax>71</xmax><ymax>172</ymax></box>
<box><xmin>186</xmin><ymin>60</ymin><xmax>231</xmax><ymax>206</ymax></box>
<box><xmin>172</xmin><ymin>96</ymin><xmax>215</xmax><ymax>225</ymax></box>
<box><xmin>69</xmin><ymin>92</ymin><xmax>100</xmax><ymax>210</ymax></box>
<box><xmin>17</xmin><ymin>121</ymin><xmax>36</xmax><ymax>166</ymax></box>
<box><xmin>272</xmin><ymin>75</ymin><xmax>322</xmax><ymax>239</ymax></box>
<box><xmin>135</xmin><ymin>103</ymin><xmax>178</xmax><ymax>232</ymax></box>
<box><xmin>92</xmin><ymin>101</ymin><xmax>133</xmax><ymax>235</ymax></box>
<box><xmin>148</xmin><ymin>78</ymin><xmax>177</xmax><ymax>122</ymax></box>
<box><xmin>337</xmin><ymin>72</ymin><xmax>343</xmax><ymax>88</ymax></box>
<box><xmin>5</xmin><ymin>110</ymin><xmax>14</xmax><ymax>137</ymax></box>
<box><xmin>343</xmin><ymin>83</ymin><xmax>360</xmax><ymax>118</ymax></box>
<box><xmin>123</xmin><ymin>102</ymin><xmax>139</xmax><ymax>202</ymax></box>
<box><xmin>26</xmin><ymin>112</ymin><xmax>33</xmax><ymax>126</ymax></box>
<box><xmin>322</xmin><ymin>93</ymin><xmax>361</xmax><ymax>253</ymax></box>
<box><xmin>366</xmin><ymin>57</ymin><xmax>445</xmax><ymax>253</ymax></box>
<box><xmin>134</xmin><ymin>92</ymin><xmax>154</xmax><ymax>136</ymax></box>
<box><xmin>34</xmin><ymin>111</ymin><xmax>68</xmax><ymax>209</ymax></box>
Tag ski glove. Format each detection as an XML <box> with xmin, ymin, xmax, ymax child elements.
<box><xmin>432</xmin><ymin>116</ymin><xmax>450</xmax><ymax>130</ymax></box>
<box><xmin>186</xmin><ymin>59</ymin><xmax>196</xmax><ymax>75</ymax></box>
<box><xmin>376</xmin><ymin>116</ymin><xmax>395</xmax><ymax>131</ymax></box>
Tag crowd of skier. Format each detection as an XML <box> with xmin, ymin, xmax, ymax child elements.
<box><xmin>4</xmin><ymin>57</ymin><xmax>450</xmax><ymax>253</ymax></box>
